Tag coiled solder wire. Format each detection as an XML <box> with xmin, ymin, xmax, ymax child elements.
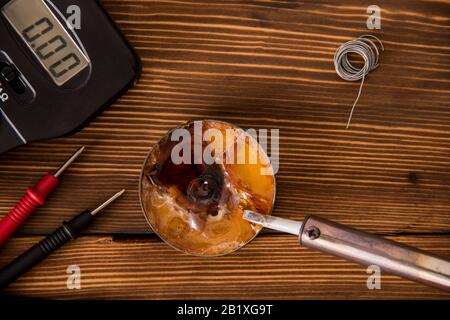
<box><xmin>334</xmin><ymin>35</ymin><xmax>384</xmax><ymax>128</ymax></box>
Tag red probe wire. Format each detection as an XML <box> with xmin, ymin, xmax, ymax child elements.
<box><xmin>0</xmin><ymin>146</ymin><xmax>85</xmax><ymax>247</ymax></box>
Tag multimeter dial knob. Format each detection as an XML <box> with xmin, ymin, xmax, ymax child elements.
<box><xmin>0</xmin><ymin>64</ymin><xmax>14</xmax><ymax>81</ymax></box>
<box><xmin>0</xmin><ymin>62</ymin><xmax>25</xmax><ymax>94</ymax></box>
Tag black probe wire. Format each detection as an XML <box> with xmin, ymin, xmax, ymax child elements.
<box><xmin>0</xmin><ymin>189</ymin><xmax>125</xmax><ymax>289</ymax></box>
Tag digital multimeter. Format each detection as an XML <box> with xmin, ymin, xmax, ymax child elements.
<box><xmin>0</xmin><ymin>0</ymin><xmax>141</xmax><ymax>154</ymax></box>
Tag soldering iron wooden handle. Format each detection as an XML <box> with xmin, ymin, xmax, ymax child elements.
<box><xmin>300</xmin><ymin>216</ymin><xmax>450</xmax><ymax>291</ymax></box>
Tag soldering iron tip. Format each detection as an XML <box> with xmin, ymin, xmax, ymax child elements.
<box><xmin>54</xmin><ymin>146</ymin><xmax>86</xmax><ymax>178</ymax></box>
<box><xmin>91</xmin><ymin>189</ymin><xmax>126</xmax><ymax>216</ymax></box>
<box><xmin>243</xmin><ymin>210</ymin><xmax>267</xmax><ymax>225</ymax></box>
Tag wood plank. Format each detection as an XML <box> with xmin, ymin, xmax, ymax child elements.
<box><xmin>0</xmin><ymin>0</ymin><xmax>449</xmax><ymax>235</ymax></box>
<box><xmin>0</xmin><ymin>0</ymin><xmax>450</xmax><ymax>300</ymax></box>
<box><xmin>1</xmin><ymin>234</ymin><xmax>449</xmax><ymax>299</ymax></box>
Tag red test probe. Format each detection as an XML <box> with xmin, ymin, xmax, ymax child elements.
<box><xmin>0</xmin><ymin>146</ymin><xmax>85</xmax><ymax>247</ymax></box>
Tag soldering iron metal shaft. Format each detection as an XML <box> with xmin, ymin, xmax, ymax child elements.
<box><xmin>243</xmin><ymin>210</ymin><xmax>450</xmax><ymax>291</ymax></box>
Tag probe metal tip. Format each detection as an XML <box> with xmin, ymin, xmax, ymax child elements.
<box><xmin>91</xmin><ymin>189</ymin><xmax>126</xmax><ymax>216</ymax></box>
<box><xmin>243</xmin><ymin>210</ymin><xmax>303</xmax><ymax>236</ymax></box>
<box><xmin>54</xmin><ymin>146</ymin><xmax>86</xmax><ymax>178</ymax></box>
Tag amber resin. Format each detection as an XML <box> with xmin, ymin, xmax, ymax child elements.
<box><xmin>140</xmin><ymin>121</ymin><xmax>275</xmax><ymax>256</ymax></box>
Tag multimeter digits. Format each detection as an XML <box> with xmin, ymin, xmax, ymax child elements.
<box><xmin>23</xmin><ymin>18</ymin><xmax>79</xmax><ymax>77</ymax></box>
<box><xmin>2</xmin><ymin>0</ymin><xmax>89</xmax><ymax>86</ymax></box>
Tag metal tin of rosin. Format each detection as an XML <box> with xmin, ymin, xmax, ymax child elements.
<box><xmin>139</xmin><ymin>120</ymin><xmax>276</xmax><ymax>256</ymax></box>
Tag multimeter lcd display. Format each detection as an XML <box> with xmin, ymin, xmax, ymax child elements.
<box><xmin>1</xmin><ymin>0</ymin><xmax>89</xmax><ymax>86</ymax></box>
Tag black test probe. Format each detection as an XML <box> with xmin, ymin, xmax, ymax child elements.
<box><xmin>0</xmin><ymin>189</ymin><xmax>125</xmax><ymax>289</ymax></box>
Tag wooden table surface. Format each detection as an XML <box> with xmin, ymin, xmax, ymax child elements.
<box><xmin>1</xmin><ymin>0</ymin><xmax>450</xmax><ymax>299</ymax></box>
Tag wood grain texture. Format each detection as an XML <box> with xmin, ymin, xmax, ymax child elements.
<box><xmin>0</xmin><ymin>0</ymin><xmax>449</xmax><ymax>299</ymax></box>
<box><xmin>1</xmin><ymin>234</ymin><xmax>449</xmax><ymax>299</ymax></box>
